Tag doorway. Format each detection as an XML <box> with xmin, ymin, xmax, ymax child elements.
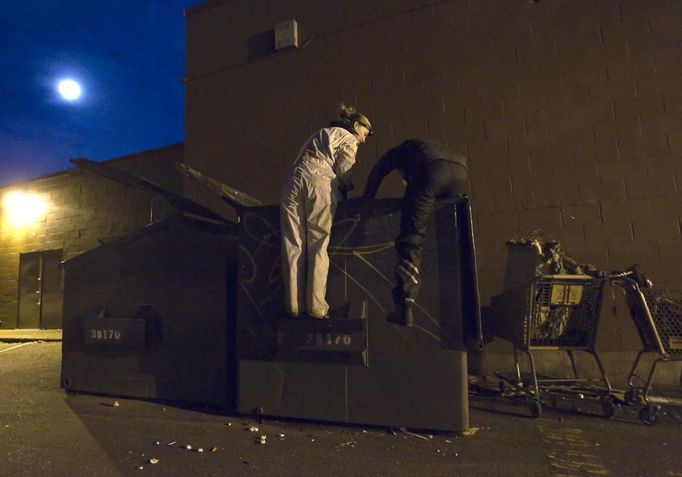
<box><xmin>17</xmin><ymin>249</ymin><xmax>64</xmax><ymax>329</ymax></box>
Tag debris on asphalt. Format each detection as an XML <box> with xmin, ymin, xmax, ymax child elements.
<box><xmin>136</xmin><ymin>466</ymin><xmax>144</xmax><ymax>470</ymax></box>
<box><xmin>278</xmin><ymin>433</ymin><xmax>285</xmax><ymax>439</ymax></box>
<box><xmin>167</xmin><ymin>440</ymin><xmax>176</xmax><ymax>447</ymax></box>
<box><xmin>210</xmin><ymin>447</ymin><xmax>218</xmax><ymax>452</ymax></box>
<box><xmin>462</xmin><ymin>427</ymin><xmax>480</xmax><ymax>436</ymax></box>
<box><xmin>112</xmin><ymin>401</ymin><xmax>120</xmax><ymax>408</ymax></box>
<box><xmin>148</xmin><ymin>458</ymin><xmax>159</xmax><ymax>465</ymax></box>
<box><xmin>399</xmin><ymin>428</ymin><xmax>431</xmax><ymax>440</ymax></box>
<box><xmin>335</xmin><ymin>441</ymin><xmax>356</xmax><ymax>448</ymax></box>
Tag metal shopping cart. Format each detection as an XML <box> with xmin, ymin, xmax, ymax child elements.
<box><xmin>610</xmin><ymin>270</ymin><xmax>682</xmax><ymax>425</ymax></box>
<box><xmin>491</xmin><ymin>274</ymin><xmax>615</xmax><ymax>418</ymax></box>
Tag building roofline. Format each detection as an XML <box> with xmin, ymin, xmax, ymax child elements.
<box><xmin>184</xmin><ymin>0</ymin><xmax>232</xmax><ymax>18</ymax></box>
<box><xmin>0</xmin><ymin>168</ymin><xmax>77</xmax><ymax>190</ymax></box>
<box><xmin>0</xmin><ymin>142</ymin><xmax>184</xmax><ymax>190</ymax></box>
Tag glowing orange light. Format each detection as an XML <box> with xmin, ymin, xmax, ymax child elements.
<box><xmin>2</xmin><ymin>191</ymin><xmax>48</xmax><ymax>227</ymax></box>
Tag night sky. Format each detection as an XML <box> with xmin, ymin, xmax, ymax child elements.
<box><xmin>0</xmin><ymin>1</ymin><xmax>197</xmax><ymax>186</ymax></box>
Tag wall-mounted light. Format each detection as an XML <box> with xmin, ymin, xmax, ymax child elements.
<box><xmin>2</xmin><ymin>191</ymin><xmax>48</xmax><ymax>228</ymax></box>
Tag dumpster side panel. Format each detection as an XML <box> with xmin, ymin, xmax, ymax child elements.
<box><xmin>61</xmin><ymin>218</ymin><xmax>237</xmax><ymax>405</ymax></box>
<box><xmin>237</xmin><ymin>199</ymin><xmax>471</xmax><ymax>431</ymax></box>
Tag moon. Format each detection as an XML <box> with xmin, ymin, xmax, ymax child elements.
<box><xmin>57</xmin><ymin>79</ymin><xmax>82</xmax><ymax>101</ymax></box>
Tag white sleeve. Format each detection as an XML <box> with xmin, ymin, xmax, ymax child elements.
<box><xmin>333</xmin><ymin>135</ymin><xmax>358</xmax><ymax>186</ymax></box>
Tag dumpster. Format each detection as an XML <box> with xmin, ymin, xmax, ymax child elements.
<box><xmin>236</xmin><ymin>197</ymin><xmax>481</xmax><ymax>432</ymax></box>
<box><xmin>61</xmin><ymin>161</ymin><xmax>482</xmax><ymax>429</ymax></box>
<box><xmin>60</xmin><ymin>160</ymin><xmax>242</xmax><ymax>405</ymax></box>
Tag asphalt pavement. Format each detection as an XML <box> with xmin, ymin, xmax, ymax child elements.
<box><xmin>1</xmin><ymin>341</ymin><xmax>681</xmax><ymax>477</ymax></box>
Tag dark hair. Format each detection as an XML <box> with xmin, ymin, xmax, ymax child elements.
<box><xmin>338</xmin><ymin>103</ymin><xmax>372</xmax><ymax>134</ymax></box>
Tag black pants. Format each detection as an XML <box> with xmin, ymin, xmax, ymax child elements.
<box><xmin>393</xmin><ymin>160</ymin><xmax>467</xmax><ymax>307</ymax></box>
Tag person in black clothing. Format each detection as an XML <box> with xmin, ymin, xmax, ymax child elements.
<box><xmin>362</xmin><ymin>139</ymin><xmax>468</xmax><ymax>325</ymax></box>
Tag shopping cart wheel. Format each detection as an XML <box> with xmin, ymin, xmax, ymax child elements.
<box><xmin>638</xmin><ymin>405</ymin><xmax>659</xmax><ymax>425</ymax></box>
<box><xmin>624</xmin><ymin>389</ymin><xmax>642</xmax><ymax>406</ymax></box>
<box><xmin>529</xmin><ymin>399</ymin><xmax>542</xmax><ymax>418</ymax></box>
<box><xmin>600</xmin><ymin>397</ymin><xmax>615</xmax><ymax>418</ymax></box>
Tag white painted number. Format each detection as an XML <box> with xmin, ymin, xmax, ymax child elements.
<box><xmin>304</xmin><ymin>332</ymin><xmax>352</xmax><ymax>347</ymax></box>
<box><xmin>90</xmin><ymin>329</ymin><xmax>121</xmax><ymax>341</ymax></box>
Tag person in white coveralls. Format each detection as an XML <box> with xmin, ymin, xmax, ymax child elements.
<box><xmin>280</xmin><ymin>103</ymin><xmax>372</xmax><ymax>319</ymax></box>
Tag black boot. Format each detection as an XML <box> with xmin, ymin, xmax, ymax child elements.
<box><xmin>401</xmin><ymin>304</ymin><xmax>414</xmax><ymax>327</ymax></box>
<box><xmin>386</xmin><ymin>304</ymin><xmax>413</xmax><ymax>327</ymax></box>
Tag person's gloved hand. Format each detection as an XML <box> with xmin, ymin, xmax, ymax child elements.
<box><xmin>339</xmin><ymin>182</ymin><xmax>354</xmax><ymax>201</ymax></box>
<box><xmin>343</xmin><ymin>196</ymin><xmax>365</xmax><ymax>207</ymax></box>
<box><xmin>340</xmin><ymin>182</ymin><xmax>355</xmax><ymax>193</ymax></box>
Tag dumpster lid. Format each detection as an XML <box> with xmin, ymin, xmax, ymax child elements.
<box><xmin>176</xmin><ymin>162</ymin><xmax>263</xmax><ymax>212</ymax></box>
<box><xmin>70</xmin><ymin>158</ymin><xmax>228</xmax><ymax>223</ymax></box>
<box><xmin>61</xmin><ymin>213</ymin><xmax>237</xmax><ymax>268</ymax></box>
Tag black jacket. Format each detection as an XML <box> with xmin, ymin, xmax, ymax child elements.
<box><xmin>363</xmin><ymin>139</ymin><xmax>467</xmax><ymax>199</ymax></box>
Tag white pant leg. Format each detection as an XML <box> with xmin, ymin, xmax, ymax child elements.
<box><xmin>304</xmin><ymin>176</ymin><xmax>337</xmax><ymax>318</ymax></box>
<box><xmin>280</xmin><ymin>170</ymin><xmax>307</xmax><ymax>315</ymax></box>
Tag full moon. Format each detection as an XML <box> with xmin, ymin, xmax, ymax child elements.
<box><xmin>57</xmin><ymin>79</ymin><xmax>82</xmax><ymax>101</ymax></box>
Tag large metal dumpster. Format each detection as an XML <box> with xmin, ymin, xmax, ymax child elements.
<box><xmin>61</xmin><ymin>161</ymin><xmax>481</xmax><ymax>430</ymax></box>
<box><xmin>60</xmin><ymin>160</ymin><xmax>241</xmax><ymax>405</ymax></box>
<box><xmin>236</xmin><ymin>197</ymin><xmax>480</xmax><ymax>432</ymax></box>
<box><xmin>60</xmin><ymin>215</ymin><xmax>238</xmax><ymax>405</ymax></box>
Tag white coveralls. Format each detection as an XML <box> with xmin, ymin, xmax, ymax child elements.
<box><xmin>280</xmin><ymin>126</ymin><xmax>358</xmax><ymax>318</ymax></box>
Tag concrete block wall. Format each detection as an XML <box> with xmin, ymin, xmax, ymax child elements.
<box><xmin>0</xmin><ymin>144</ymin><xmax>183</xmax><ymax>328</ymax></box>
<box><xmin>184</xmin><ymin>0</ymin><xmax>682</xmax><ymax>380</ymax></box>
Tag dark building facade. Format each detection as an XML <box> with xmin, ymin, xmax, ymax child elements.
<box><xmin>0</xmin><ymin>143</ymin><xmax>183</xmax><ymax>329</ymax></box>
<box><xmin>183</xmin><ymin>0</ymin><xmax>682</xmax><ymax>380</ymax></box>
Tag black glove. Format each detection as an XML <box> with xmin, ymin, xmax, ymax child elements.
<box><xmin>342</xmin><ymin>196</ymin><xmax>366</xmax><ymax>207</ymax></box>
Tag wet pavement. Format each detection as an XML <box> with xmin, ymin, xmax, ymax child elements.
<box><xmin>1</xmin><ymin>341</ymin><xmax>681</xmax><ymax>476</ymax></box>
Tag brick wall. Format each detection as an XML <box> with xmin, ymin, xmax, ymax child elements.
<box><xmin>0</xmin><ymin>144</ymin><xmax>183</xmax><ymax>328</ymax></box>
<box><xmin>184</xmin><ymin>1</ymin><xmax>682</xmax><ymax>364</ymax></box>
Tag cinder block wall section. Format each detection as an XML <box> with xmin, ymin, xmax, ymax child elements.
<box><xmin>184</xmin><ymin>0</ymin><xmax>682</xmax><ymax>378</ymax></box>
<box><xmin>0</xmin><ymin>144</ymin><xmax>183</xmax><ymax>328</ymax></box>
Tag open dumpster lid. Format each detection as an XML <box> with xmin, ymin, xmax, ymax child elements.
<box><xmin>70</xmin><ymin>158</ymin><xmax>229</xmax><ymax>223</ymax></box>
<box><xmin>176</xmin><ymin>162</ymin><xmax>263</xmax><ymax>212</ymax></box>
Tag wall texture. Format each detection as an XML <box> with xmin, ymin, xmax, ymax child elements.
<box><xmin>0</xmin><ymin>143</ymin><xmax>183</xmax><ymax>328</ymax></box>
<box><xmin>184</xmin><ymin>0</ymin><xmax>682</xmax><ymax>373</ymax></box>
<box><xmin>185</xmin><ymin>0</ymin><xmax>682</xmax><ymax>290</ymax></box>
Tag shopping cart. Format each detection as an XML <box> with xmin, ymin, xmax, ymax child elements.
<box><xmin>610</xmin><ymin>271</ymin><xmax>682</xmax><ymax>425</ymax></box>
<box><xmin>492</xmin><ymin>274</ymin><xmax>615</xmax><ymax>418</ymax></box>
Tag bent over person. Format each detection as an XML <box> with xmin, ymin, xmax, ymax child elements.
<box><xmin>363</xmin><ymin>139</ymin><xmax>467</xmax><ymax>325</ymax></box>
<box><xmin>281</xmin><ymin>104</ymin><xmax>372</xmax><ymax>319</ymax></box>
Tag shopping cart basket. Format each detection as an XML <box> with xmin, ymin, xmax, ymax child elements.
<box><xmin>611</xmin><ymin>273</ymin><xmax>682</xmax><ymax>424</ymax></box>
<box><xmin>492</xmin><ymin>274</ymin><xmax>614</xmax><ymax>418</ymax></box>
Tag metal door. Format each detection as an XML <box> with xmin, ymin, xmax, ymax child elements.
<box><xmin>17</xmin><ymin>250</ymin><xmax>64</xmax><ymax>329</ymax></box>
